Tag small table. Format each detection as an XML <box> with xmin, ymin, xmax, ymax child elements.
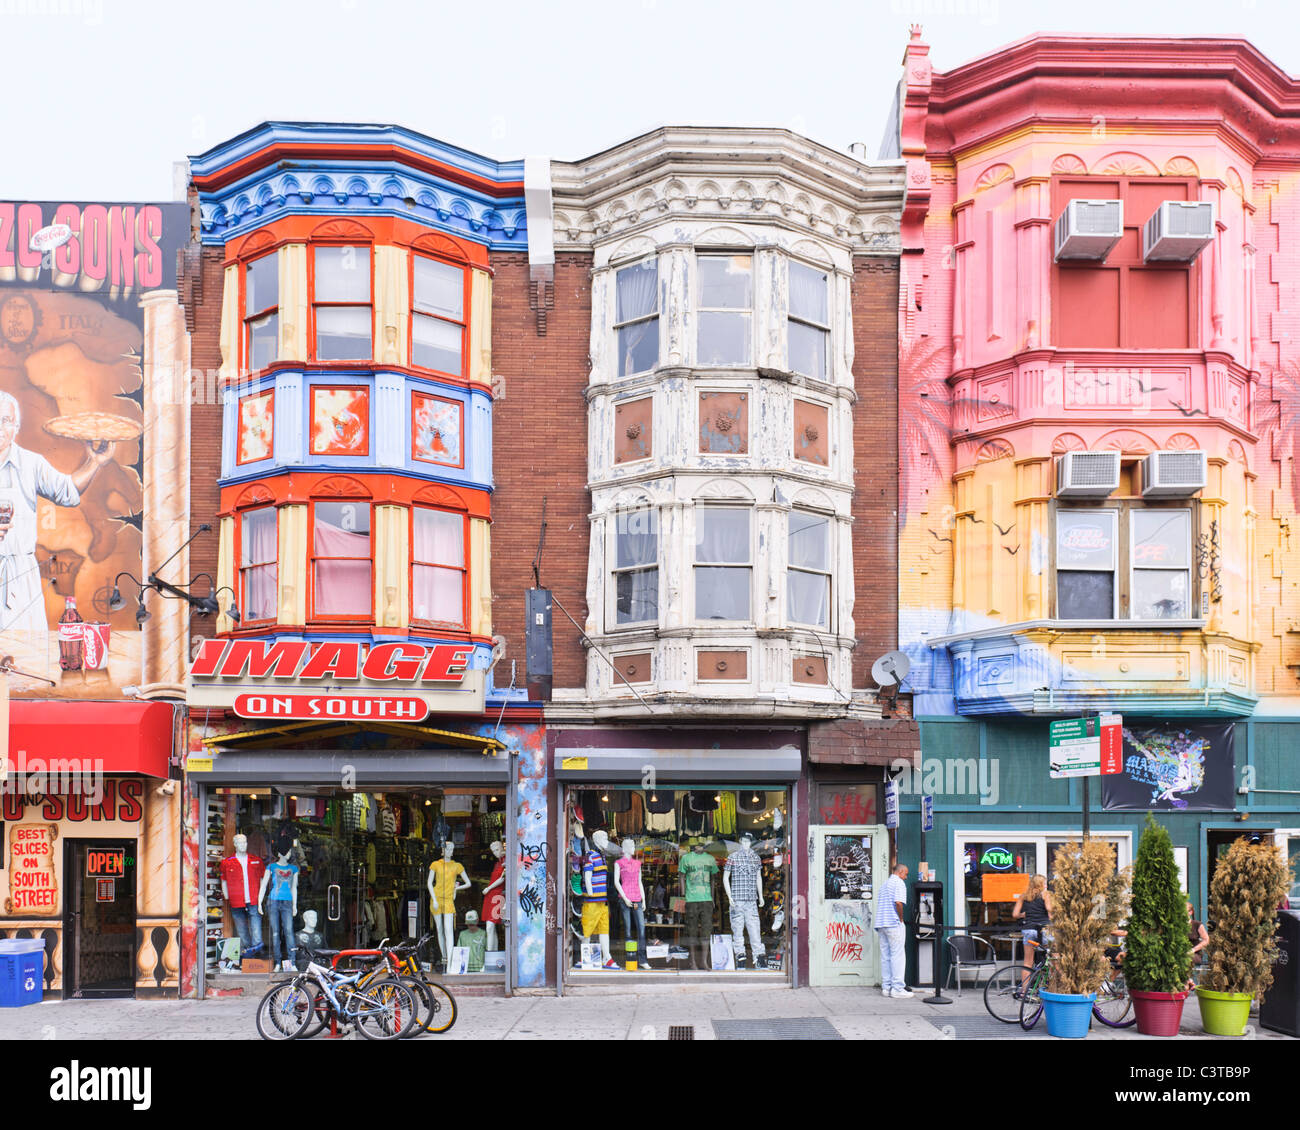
<box><xmin>990</xmin><ymin>931</ymin><xmax>1024</xmax><ymax>965</ymax></box>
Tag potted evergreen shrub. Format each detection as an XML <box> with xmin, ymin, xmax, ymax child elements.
<box><xmin>1126</xmin><ymin>814</ymin><xmax>1192</xmax><ymax>1036</ymax></box>
<box><xmin>1197</xmin><ymin>836</ymin><xmax>1290</xmax><ymax>1036</ymax></box>
<box><xmin>1042</xmin><ymin>839</ymin><xmax>1130</xmax><ymax>1038</ymax></box>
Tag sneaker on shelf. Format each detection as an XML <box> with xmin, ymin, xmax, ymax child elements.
<box><xmin>890</xmin><ymin>988</ymin><xmax>915</xmax><ymax>999</ymax></box>
<box><xmin>602</xmin><ymin>960</ymin><xmax>621</xmax><ymax>970</ymax></box>
<box><xmin>639</xmin><ymin>963</ymin><xmax>653</xmax><ymax>970</ymax></box>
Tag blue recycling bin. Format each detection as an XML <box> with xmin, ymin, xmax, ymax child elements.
<box><xmin>0</xmin><ymin>938</ymin><xmax>46</xmax><ymax>1006</ymax></box>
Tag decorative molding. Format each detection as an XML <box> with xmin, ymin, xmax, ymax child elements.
<box><xmin>312</xmin><ymin>218</ymin><xmax>373</xmax><ymax>242</ymax></box>
<box><xmin>1051</xmin><ymin>154</ymin><xmax>1087</xmax><ymax>174</ymax></box>
<box><xmin>975</xmin><ymin>437</ymin><xmax>1015</xmax><ymax>462</ymax></box>
<box><xmin>313</xmin><ymin>474</ymin><xmax>372</xmax><ymax>498</ymax></box>
<box><xmin>1163</xmin><ymin>156</ymin><xmax>1200</xmax><ymax>177</ymax></box>
<box><xmin>1165</xmin><ymin>432</ymin><xmax>1201</xmax><ymax>451</ymax></box>
<box><xmin>237</xmin><ymin>228</ymin><xmax>276</xmax><ymax>257</ymax></box>
<box><xmin>696</xmin><ymin>476</ymin><xmax>756</xmax><ymax>501</ymax></box>
<box><xmin>1227</xmin><ymin>439</ymin><xmax>1248</xmax><ymax>465</ymax></box>
<box><xmin>1092</xmin><ymin>151</ymin><xmax>1159</xmax><ymax>177</ymax></box>
<box><xmin>412</xmin><ymin>482</ymin><xmax>468</xmax><ymax>510</ymax></box>
<box><xmin>1098</xmin><ymin>428</ymin><xmax>1156</xmax><ymax>453</ymax></box>
<box><xmin>1052</xmin><ymin>432</ymin><xmax>1087</xmax><ymax>453</ymax></box>
<box><xmin>973</xmin><ymin>163</ymin><xmax>1015</xmax><ymax>192</ymax></box>
<box><xmin>234</xmin><ymin>483</ymin><xmax>275</xmax><ymax>508</ymax></box>
<box><xmin>1225</xmin><ymin>167</ymin><xmax>1245</xmax><ymax>197</ymax></box>
<box><xmin>411</xmin><ymin>231</ymin><xmax>471</xmax><ymax>262</ymax></box>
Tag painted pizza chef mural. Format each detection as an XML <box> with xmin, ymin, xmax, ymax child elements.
<box><xmin>0</xmin><ymin>201</ymin><xmax>189</xmax><ymax>693</ymax></box>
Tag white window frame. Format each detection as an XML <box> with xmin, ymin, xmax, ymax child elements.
<box><xmin>609</xmin><ymin>507</ymin><xmax>659</xmax><ymax>629</ymax></box>
<box><xmin>787</xmin><ymin>258</ymin><xmax>831</xmax><ymax>380</ymax></box>
<box><xmin>787</xmin><ymin>508</ymin><xmax>832</xmax><ymax>631</ymax></box>
<box><xmin>693</xmin><ymin>504</ymin><xmax>753</xmax><ymax>623</ymax></box>
<box><xmin>696</xmin><ymin>251</ymin><xmax>753</xmax><ymax>367</ymax></box>
<box><xmin>1128</xmin><ymin>507</ymin><xmax>1193</xmax><ymax>621</ymax></box>
<box><xmin>613</xmin><ymin>256</ymin><xmax>659</xmax><ymax>377</ymax></box>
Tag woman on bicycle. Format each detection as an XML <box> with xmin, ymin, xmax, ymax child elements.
<box><xmin>1012</xmin><ymin>874</ymin><xmax>1052</xmax><ymax>983</ymax></box>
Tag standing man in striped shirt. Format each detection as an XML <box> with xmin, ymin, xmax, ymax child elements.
<box><xmin>875</xmin><ymin>861</ymin><xmax>912</xmax><ymax>998</ymax></box>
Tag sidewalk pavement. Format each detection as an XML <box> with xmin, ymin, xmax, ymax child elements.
<box><xmin>0</xmin><ymin>982</ymin><xmax>1292</xmax><ymax>1040</ymax></box>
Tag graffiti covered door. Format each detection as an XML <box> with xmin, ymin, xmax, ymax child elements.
<box><xmin>810</xmin><ymin>826</ymin><xmax>887</xmax><ymax>987</ymax></box>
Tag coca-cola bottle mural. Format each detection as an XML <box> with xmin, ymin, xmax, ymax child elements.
<box><xmin>58</xmin><ymin>595</ymin><xmax>84</xmax><ymax>671</ymax></box>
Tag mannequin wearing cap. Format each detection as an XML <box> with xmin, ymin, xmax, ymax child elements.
<box><xmin>480</xmin><ymin>841</ymin><xmax>507</xmax><ymax>951</ymax></box>
<box><xmin>613</xmin><ymin>837</ymin><xmax>652</xmax><ymax>970</ymax></box>
<box><xmin>457</xmin><ymin>910</ymin><xmax>488</xmax><ymax>972</ymax></box>
<box><xmin>679</xmin><ymin>837</ymin><xmax>719</xmax><ymax>971</ymax></box>
<box><xmin>220</xmin><ymin>834</ymin><xmax>266</xmax><ymax>958</ymax></box>
<box><xmin>258</xmin><ymin>848</ymin><xmax>300</xmax><ymax>971</ymax></box>
<box><xmin>723</xmin><ymin>832</ymin><xmax>765</xmax><ymax>970</ymax></box>
<box><xmin>428</xmin><ymin>841</ymin><xmax>472</xmax><ymax>970</ymax></box>
<box><xmin>581</xmin><ymin>830</ymin><xmax>618</xmax><ymax>968</ymax></box>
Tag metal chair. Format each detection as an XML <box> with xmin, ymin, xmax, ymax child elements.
<box><xmin>944</xmin><ymin>933</ymin><xmax>997</xmax><ymax>996</ymax></box>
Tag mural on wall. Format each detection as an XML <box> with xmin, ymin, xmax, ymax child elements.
<box><xmin>310</xmin><ymin>386</ymin><xmax>369</xmax><ymax>456</ymax></box>
<box><xmin>0</xmin><ymin>201</ymin><xmax>189</xmax><ymax>697</ymax></box>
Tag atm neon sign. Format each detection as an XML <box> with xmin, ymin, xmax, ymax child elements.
<box><xmin>980</xmin><ymin>847</ymin><xmax>1015</xmax><ymax>871</ymax></box>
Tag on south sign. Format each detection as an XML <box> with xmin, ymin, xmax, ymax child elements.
<box><xmin>234</xmin><ymin>694</ymin><xmax>430</xmax><ymax>722</ymax></box>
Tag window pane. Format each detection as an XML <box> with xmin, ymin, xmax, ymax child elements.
<box><xmin>313</xmin><ymin>560</ymin><xmax>372</xmax><ymax>616</ymax></box>
<box><xmin>413</xmin><ymin>508</ymin><xmax>464</xmax><ymax>567</ymax></box>
<box><xmin>789</xmin><ymin>320</ymin><xmax>827</xmax><ymax>379</ymax></box>
<box><xmin>413</xmin><ymin>256</ymin><xmax>463</xmax><ymax>319</ymax></box>
<box><xmin>413</xmin><ymin>564</ymin><xmax>464</xmax><ymax>625</ymax></box>
<box><xmin>698</xmin><ymin>311</ymin><xmax>751</xmax><ymax>365</ymax></box>
<box><xmin>615</xmin><ymin>509</ymin><xmax>657</xmax><ymax>568</ymax></box>
<box><xmin>788</xmin><ymin>570</ymin><xmax>829</xmax><ymax>628</ymax></box>
<box><xmin>1056</xmin><ymin>511</ymin><xmax>1116</xmax><ymax>570</ymax></box>
<box><xmin>1057</xmin><ymin>571</ymin><xmax>1114</xmax><ymax>619</ymax></box>
<box><xmin>789</xmin><ymin>511</ymin><xmax>829</xmax><ymax>571</ymax></box>
<box><xmin>1132</xmin><ymin>570</ymin><xmax>1189</xmax><ymax>619</ymax></box>
<box><xmin>699</xmin><ymin>255</ymin><xmax>752</xmax><ymax>308</ymax></box>
<box><xmin>617</xmin><ymin>318</ymin><xmax>658</xmax><ymax>376</ymax></box>
<box><xmin>248</xmin><ymin>313</ymin><xmax>278</xmax><ymax>370</ymax></box>
<box><xmin>616</xmin><ymin>568</ymin><xmax>658</xmax><ymax>624</ymax></box>
<box><xmin>1132</xmin><ymin>510</ymin><xmax>1191</xmax><ymax>570</ymax></box>
<box><xmin>242</xmin><ymin>563</ymin><xmax>278</xmax><ymax>622</ymax></box>
<box><xmin>314</xmin><ymin>501</ymin><xmax>370</xmax><ymax>539</ymax></box>
<box><xmin>695</xmin><ymin>566</ymin><xmax>750</xmax><ymax>620</ymax></box>
<box><xmin>695</xmin><ymin>508</ymin><xmax>750</xmax><ymax>563</ymax></box>
<box><xmin>413</xmin><ymin>313</ymin><xmax>462</xmax><ymax>374</ymax></box>
<box><xmin>247</xmin><ymin>253</ymin><xmax>278</xmax><ymax>314</ymax></box>
<box><xmin>316</xmin><ymin>306</ymin><xmax>372</xmax><ymax>360</ymax></box>
<box><xmin>241</xmin><ymin>508</ymin><xmax>277</xmax><ymax>566</ymax></box>
<box><xmin>314</xmin><ymin>246</ymin><xmax>370</xmax><ymax>302</ymax></box>
<box><xmin>616</xmin><ymin>259</ymin><xmax>657</xmax><ymax>322</ymax></box>
<box><xmin>789</xmin><ymin>261</ymin><xmax>828</xmax><ymax>324</ymax></box>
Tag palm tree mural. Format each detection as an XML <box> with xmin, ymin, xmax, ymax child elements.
<box><xmin>898</xmin><ymin>333</ymin><xmax>954</xmax><ymax>524</ymax></box>
<box><xmin>1254</xmin><ymin>359</ymin><xmax>1300</xmax><ymax>508</ymax></box>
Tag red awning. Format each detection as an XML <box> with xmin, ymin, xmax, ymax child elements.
<box><xmin>7</xmin><ymin>700</ymin><xmax>176</xmax><ymax>778</ymax></box>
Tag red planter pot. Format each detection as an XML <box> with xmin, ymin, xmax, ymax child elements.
<box><xmin>1131</xmin><ymin>989</ymin><xmax>1188</xmax><ymax>1036</ymax></box>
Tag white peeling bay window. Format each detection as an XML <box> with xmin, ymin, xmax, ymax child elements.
<box><xmin>694</xmin><ymin>506</ymin><xmax>751</xmax><ymax>621</ymax></box>
<box><xmin>697</xmin><ymin>253</ymin><xmax>752</xmax><ymax>366</ymax></box>
<box><xmin>615</xmin><ymin>258</ymin><xmax>659</xmax><ymax>377</ymax></box>
<box><xmin>788</xmin><ymin>260</ymin><xmax>829</xmax><ymax>379</ymax></box>
<box><xmin>788</xmin><ymin>510</ymin><xmax>831</xmax><ymax>629</ymax></box>
<box><xmin>612</xmin><ymin>508</ymin><xmax>658</xmax><ymax>626</ymax></box>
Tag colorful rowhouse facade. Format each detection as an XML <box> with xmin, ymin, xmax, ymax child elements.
<box><xmin>890</xmin><ymin>30</ymin><xmax>1300</xmax><ymax>976</ymax></box>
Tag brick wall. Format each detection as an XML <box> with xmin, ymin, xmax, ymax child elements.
<box><xmin>187</xmin><ymin>245</ymin><xmax>225</xmax><ymax>655</ymax></box>
<box><xmin>489</xmin><ymin>252</ymin><xmax>593</xmax><ymax>693</ymax></box>
<box><xmin>851</xmin><ymin>258</ymin><xmax>901</xmax><ymax>688</ymax></box>
<box><xmin>807</xmin><ymin>718</ymin><xmax>919</xmax><ymax>766</ymax></box>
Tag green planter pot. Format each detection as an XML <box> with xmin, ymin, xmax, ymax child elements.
<box><xmin>1040</xmin><ymin>989</ymin><xmax>1095</xmax><ymax>1038</ymax></box>
<box><xmin>1196</xmin><ymin>988</ymin><xmax>1253</xmax><ymax>1036</ymax></box>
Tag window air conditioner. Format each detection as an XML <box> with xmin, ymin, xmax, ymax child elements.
<box><xmin>1141</xmin><ymin>451</ymin><xmax>1207</xmax><ymax>497</ymax></box>
<box><xmin>1143</xmin><ymin>201</ymin><xmax>1215</xmax><ymax>263</ymax></box>
<box><xmin>1056</xmin><ymin>451</ymin><xmax>1122</xmax><ymax>498</ymax></box>
<box><xmin>1053</xmin><ymin>199</ymin><xmax>1123</xmax><ymax>261</ymax></box>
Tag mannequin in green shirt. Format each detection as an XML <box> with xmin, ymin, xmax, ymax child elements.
<box><xmin>679</xmin><ymin>840</ymin><xmax>718</xmax><ymax>970</ymax></box>
<box><xmin>457</xmin><ymin>910</ymin><xmax>487</xmax><ymax>972</ymax></box>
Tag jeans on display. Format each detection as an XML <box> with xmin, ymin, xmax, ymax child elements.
<box><xmin>877</xmin><ymin>924</ymin><xmax>907</xmax><ymax>992</ymax></box>
<box><xmin>229</xmin><ymin>905</ymin><xmax>263</xmax><ymax>954</ymax></box>
<box><xmin>267</xmin><ymin>900</ymin><xmax>295</xmax><ymax>966</ymax></box>
<box><xmin>620</xmin><ymin>900</ymin><xmax>647</xmax><ymax>964</ymax></box>
<box><xmin>684</xmin><ymin>901</ymin><xmax>713</xmax><ymax>971</ymax></box>
<box><xmin>729</xmin><ymin>900</ymin><xmax>765</xmax><ymax>966</ymax></box>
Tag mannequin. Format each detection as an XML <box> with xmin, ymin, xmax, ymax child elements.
<box><xmin>480</xmin><ymin>841</ymin><xmax>506</xmax><ymax>952</ymax></box>
<box><xmin>220</xmin><ymin>833</ymin><xmax>266</xmax><ymax>959</ymax></box>
<box><xmin>456</xmin><ymin>909</ymin><xmax>488</xmax><ymax>972</ymax></box>
<box><xmin>295</xmin><ymin>909</ymin><xmax>324</xmax><ymax>953</ymax></box>
<box><xmin>679</xmin><ymin>837</ymin><xmax>718</xmax><ymax>971</ymax></box>
<box><xmin>427</xmin><ymin>841</ymin><xmax>471</xmax><ymax>970</ymax></box>
<box><xmin>258</xmin><ymin>849</ymin><xmax>300</xmax><ymax>971</ymax></box>
<box><xmin>581</xmin><ymin>830</ymin><xmax>618</xmax><ymax>969</ymax></box>
<box><xmin>613</xmin><ymin>837</ymin><xmax>651</xmax><ymax>970</ymax></box>
<box><xmin>723</xmin><ymin>832</ymin><xmax>765</xmax><ymax>969</ymax></box>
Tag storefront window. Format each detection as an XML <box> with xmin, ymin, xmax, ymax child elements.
<box><xmin>564</xmin><ymin>787</ymin><xmax>788</xmax><ymax>974</ymax></box>
<box><xmin>204</xmin><ymin>788</ymin><xmax>508</xmax><ymax>977</ymax></box>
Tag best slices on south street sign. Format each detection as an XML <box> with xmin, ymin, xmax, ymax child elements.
<box><xmin>1049</xmin><ymin>714</ymin><xmax>1123</xmax><ymax>779</ymax></box>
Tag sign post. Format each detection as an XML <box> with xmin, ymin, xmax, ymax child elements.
<box><xmin>1049</xmin><ymin>714</ymin><xmax>1122</xmax><ymax>842</ymax></box>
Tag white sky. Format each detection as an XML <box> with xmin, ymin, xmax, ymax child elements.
<box><xmin>2</xmin><ymin>0</ymin><xmax>1297</xmax><ymax>200</ymax></box>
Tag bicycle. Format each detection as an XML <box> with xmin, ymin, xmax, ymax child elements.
<box><xmin>255</xmin><ymin>954</ymin><xmax>418</xmax><ymax>1041</ymax></box>
<box><xmin>392</xmin><ymin>934</ymin><xmax>458</xmax><ymax>1035</ymax></box>
<box><xmin>982</xmin><ymin>940</ymin><xmax>1136</xmax><ymax>1030</ymax></box>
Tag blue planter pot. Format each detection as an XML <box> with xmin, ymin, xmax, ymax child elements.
<box><xmin>1040</xmin><ymin>990</ymin><xmax>1096</xmax><ymax>1038</ymax></box>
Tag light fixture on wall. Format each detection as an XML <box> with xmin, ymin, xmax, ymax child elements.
<box><xmin>110</xmin><ymin>524</ymin><xmax>217</xmax><ymax>621</ymax></box>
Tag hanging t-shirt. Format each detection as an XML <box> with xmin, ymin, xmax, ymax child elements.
<box><xmin>582</xmin><ymin>850</ymin><xmax>609</xmax><ymax>899</ymax></box>
<box><xmin>267</xmin><ymin>860</ymin><xmax>299</xmax><ymax>902</ymax></box>
<box><xmin>442</xmin><ymin>794</ymin><xmax>473</xmax><ymax>817</ymax></box>
<box><xmin>715</xmin><ymin>793</ymin><xmax>737</xmax><ymax>835</ymax></box>
<box><xmin>679</xmin><ymin>850</ymin><xmax>718</xmax><ymax>902</ymax></box>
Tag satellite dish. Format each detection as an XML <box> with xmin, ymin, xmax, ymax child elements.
<box><xmin>871</xmin><ymin>650</ymin><xmax>911</xmax><ymax>688</ymax></box>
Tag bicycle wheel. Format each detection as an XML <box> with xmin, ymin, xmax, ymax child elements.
<box><xmin>1093</xmin><ymin>972</ymin><xmax>1136</xmax><ymax>1028</ymax></box>
<box><xmin>353</xmin><ymin>979</ymin><xmax>419</xmax><ymax>1041</ymax></box>
<box><xmin>255</xmin><ymin>979</ymin><xmax>316</xmax><ymax>1041</ymax></box>
<box><xmin>297</xmin><ymin>981</ymin><xmax>334</xmax><ymax>1039</ymax></box>
<box><xmin>417</xmin><ymin>978</ymin><xmax>458</xmax><ymax>1034</ymax></box>
<box><xmin>396</xmin><ymin>977</ymin><xmax>430</xmax><ymax>1039</ymax></box>
<box><xmin>1018</xmin><ymin>971</ymin><xmax>1045</xmax><ymax>1030</ymax></box>
<box><xmin>983</xmin><ymin>964</ymin><xmax>1029</xmax><ymax>1023</ymax></box>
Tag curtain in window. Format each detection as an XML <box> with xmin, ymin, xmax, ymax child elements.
<box><xmin>242</xmin><ymin>509</ymin><xmax>278</xmax><ymax>621</ymax></box>
<box><xmin>788</xmin><ymin>512</ymin><xmax>829</xmax><ymax>626</ymax></box>
<box><xmin>695</xmin><ymin>508</ymin><xmax>748</xmax><ymax>563</ymax></box>
<box><xmin>789</xmin><ymin>262</ymin><xmax>828</xmax><ymax>323</ymax></box>
<box><xmin>412</xmin><ymin>510</ymin><xmax>464</xmax><ymax>625</ymax></box>
<box><xmin>616</xmin><ymin>260</ymin><xmax>658</xmax><ymax>375</ymax></box>
<box><xmin>313</xmin><ymin>517</ymin><xmax>371</xmax><ymax>616</ymax></box>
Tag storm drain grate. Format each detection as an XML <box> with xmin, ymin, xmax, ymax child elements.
<box><xmin>712</xmin><ymin>1017</ymin><xmax>842</xmax><ymax>1040</ymax></box>
<box><xmin>667</xmin><ymin>1025</ymin><xmax>694</xmax><ymax>1040</ymax></box>
<box><xmin>926</xmin><ymin>1016</ymin><xmax>1051</xmax><ymax>1039</ymax></box>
